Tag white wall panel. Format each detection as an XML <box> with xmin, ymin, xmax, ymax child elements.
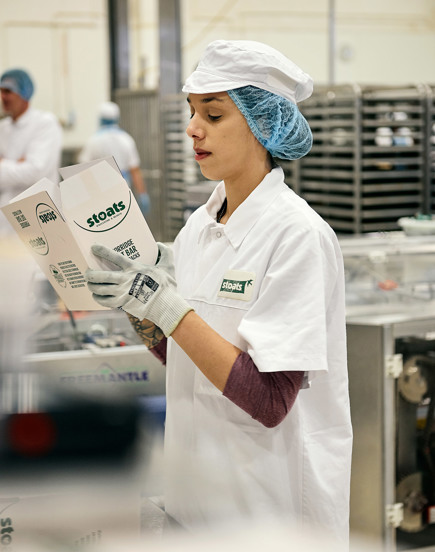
<box><xmin>180</xmin><ymin>0</ymin><xmax>435</xmax><ymax>86</ymax></box>
<box><xmin>0</xmin><ymin>0</ymin><xmax>109</xmax><ymax>148</ymax></box>
<box><xmin>0</xmin><ymin>0</ymin><xmax>434</xmax><ymax>149</ymax></box>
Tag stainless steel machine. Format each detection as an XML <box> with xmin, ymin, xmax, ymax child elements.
<box><xmin>341</xmin><ymin>233</ymin><xmax>435</xmax><ymax>551</ymax></box>
<box><xmin>23</xmin><ymin>308</ymin><xmax>165</xmax><ymax>399</ymax></box>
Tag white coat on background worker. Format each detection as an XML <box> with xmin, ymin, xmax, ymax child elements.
<box><xmin>0</xmin><ymin>68</ymin><xmax>62</xmax><ymax>233</ymax></box>
<box><xmin>84</xmin><ymin>40</ymin><xmax>353</xmax><ymax>547</ymax></box>
<box><xmin>78</xmin><ymin>101</ymin><xmax>150</xmax><ymax>215</ymax></box>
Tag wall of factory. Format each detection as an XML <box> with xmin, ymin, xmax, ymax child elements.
<box><xmin>1</xmin><ymin>0</ymin><xmax>435</xmax><ymax>149</ymax></box>
<box><xmin>179</xmin><ymin>0</ymin><xmax>435</xmax><ymax>85</ymax></box>
<box><xmin>0</xmin><ymin>0</ymin><xmax>109</xmax><ymax>149</ymax></box>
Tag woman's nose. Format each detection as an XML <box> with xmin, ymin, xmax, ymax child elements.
<box><xmin>186</xmin><ymin>116</ymin><xmax>205</xmax><ymax>140</ymax></box>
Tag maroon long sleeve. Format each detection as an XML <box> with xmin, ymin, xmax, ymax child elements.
<box><xmin>149</xmin><ymin>338</ymin><xmax>167</xmax><ymax>365</ymax></box>
<box><xmin>223</xmin><ymin>352</ymin><xmax>304</xmax><ymax>428</ymax></box>
<box><xmin>150</xmin><ymin>340</ymin><xmax>304</xmax><ymax>428</ymax></box>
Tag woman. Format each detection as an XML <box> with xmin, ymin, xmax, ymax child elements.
<box><xmin>85</xmin><ymin>40</ymin><xmax>352</xmax><ymax>543</ymax></box>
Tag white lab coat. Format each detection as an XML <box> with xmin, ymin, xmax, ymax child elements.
<box><xmin>165</xmin><ymin>167</ymin><xmax>353</xmax><ymax>543</ymax></box>
<box><xmin>78</xmin><ymin>124</ymin><xmax>140</xmax><ymax>185</ymax></box>
<box><xmin>0</xmin><ymin>108</ymin><xmax>62</xmax><ymax>233</ymax></box>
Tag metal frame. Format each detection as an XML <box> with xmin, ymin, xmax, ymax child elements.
<box><xmin>113</xmin><ymin>88</ymin><xmax>164</xmax><ymax>240</ymax></box>
<box><xmin>287</xmin><ymin>84</ymin><xmax>432</xmax><ymax>234</ymax></box>
<box><xmin>428</xmin><ymin>86</ymin><xmax>435</xmax><ymax>214</ymax></box>
<box><xmin>158</xmin><ymin>0</ymin><xmax>182</xmax><ymax>98</ymax></box>
<box><xmin>161</xmin><ymin>93</ymin><xmax>199</xmax><ymax>241</ymax></box>
<box><xmin>107</xmin><ymin>0</ymin><xmax>130</xmax><ymax>91</ymax></box>
<box><xmin>347</xmin><ymin>312</ymin><xmax>435</xmax><ymax>552</ymax></box>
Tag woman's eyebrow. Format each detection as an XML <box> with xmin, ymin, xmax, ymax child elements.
<box><xmin>201</xmin><ymin>97</ymin><xmax>224</xmax><ymax>104</ymax></box>
<box><xmin>186</xmin><ymin>96</ymin><xmax>225</xmax><ymax>104</ymax></box>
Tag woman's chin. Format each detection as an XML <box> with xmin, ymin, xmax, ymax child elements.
<box><xmin>199</xmin><ymin>167</ymin><xmax>220</xmax><ymax>181</ymax></box>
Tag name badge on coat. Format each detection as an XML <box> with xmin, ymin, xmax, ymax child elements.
<box><xmin>217</xmin><ymin>270</ymin><xmax>256</xmax><ymax>302</ymax></box>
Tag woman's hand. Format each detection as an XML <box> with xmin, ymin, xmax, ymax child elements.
<box><xmin>85</xmin><ymin>243</ymin><xmax>193</xmax><ymax>337</ymax></box>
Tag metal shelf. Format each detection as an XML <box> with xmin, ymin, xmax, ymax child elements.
<box><xmin>161</xmin><ymin>95</ymin><xmax>197</xmax><ymax>241</ymax></box>
<box><xmin>284</xmin><ymin>84</ymin><xmax>434</xmax><ymax>234</ymax></box>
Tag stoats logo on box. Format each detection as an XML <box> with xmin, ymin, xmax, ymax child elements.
<box><xmin>1</xmin><ymin>517</ymin><xmax>14</xmax><ymax>549</ymax></box>
<box><xmin>73</xmin><ymin>192</ymin><xmax>132</xmax><ymax>233</ymax></box>
<box><xmin>31</xmin><ymin>202</ymin><xmax>64</xmax><ymax>256</ymax></box>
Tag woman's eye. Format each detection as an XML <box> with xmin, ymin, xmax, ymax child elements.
<box><xmin>189</xmin><ymin>112</ymin><xmax>195</xmax><ymax>119</ymax></box>
<box><xmin>208</xmin><ymin>115</ymin><xmax>222</xmax><ymax>121</ymax></box>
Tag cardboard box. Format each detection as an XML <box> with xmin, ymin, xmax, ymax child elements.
<box><xmin>0</xmin><ymin>484</ymin><xmax>141</xmax><ymax>549</ymax></box>
<box><xmin>1</xmin><ymin>160</ymin><xmax>158</xmax><ymax>311</ymax></box>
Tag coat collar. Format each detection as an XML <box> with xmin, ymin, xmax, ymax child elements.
<box><xmin>10</xmin><ymin>106</ymin><xmax>34</xmax><ymax>127</ymax></box>
<box><xmin>198</xmin><ymin>167</ymin><xmax>288</xmax><ymax>249</ymax></box>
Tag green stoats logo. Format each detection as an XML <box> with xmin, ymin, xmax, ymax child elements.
<box><xmin>73</xmin><ymin>192</ymin><xmax>132</xmax><ymax>233</ymax></box>
<box><xmin>86</xmin><ymin>201</ymin><xmax>126</xmax><ymax>227</ymax></box>
<box><xmin>220</xmin><ymin>278</ymin><xmax>253</xmax><ymax>294</ymax></box>
<box><xmin>34</xmin><ymin>202</ymin><xmax>65</xmax><ymax>256</ymax></box>
<box><xmin>218</xmin><ymin>270</ymin><xmax>256</xmax><ymax>302</ymax></box>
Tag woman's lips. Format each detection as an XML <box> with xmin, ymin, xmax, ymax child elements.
<box><xmin>194</xmin><ymin>149</ymin><xmax>211</xmax><ymax>161</ymax></box>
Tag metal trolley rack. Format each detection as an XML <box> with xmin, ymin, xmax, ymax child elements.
<box><xmin>282</xmin><ymin>84</ymin><xmax>431</xmax><ymax>234</ymax></box>
<box><xmin>429</xmin><ymin>86</ymin><xmax>435</xmax><ymax>213</ymax></box>
<box><xmin>113</xmin><ymin>89</ymin><xmax>164</xmax><ymax>240</ymax></box>
<box><xmin>161</xmin><ymin>94</ymin><xmax>198</xmax><ymax>241</ymax></box>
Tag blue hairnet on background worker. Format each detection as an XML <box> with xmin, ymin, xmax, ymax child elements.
<box><xmin>85</xmin><ymin>40</ymin><xmax>353</xmax><ymax>546</ymax></box>
<box><xmin>0</xmin><ymin>68</ymin><xmax>62</xmax><ymax>235</ymax></box>
<box><xmin>78</xmin><ymin>101</ymin><xmax>150</xmax><ymax>216</ymax></box>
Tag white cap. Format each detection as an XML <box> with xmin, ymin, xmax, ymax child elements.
<box><xmin>182</xmin><ymin>40</ymin><xmax>313</xmax><ymax>105</ymax></box>
<box><xmin>99</xmin><ymin>101</ymin><xmax>120</xmax><ymax>121</ymax></box>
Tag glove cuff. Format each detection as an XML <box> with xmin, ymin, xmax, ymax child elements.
<box><xmin>149</xmin><ymin>286</ymin><xmax>193</xmax><ymax>337</ymax></box>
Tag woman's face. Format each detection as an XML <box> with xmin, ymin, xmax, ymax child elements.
<box><xmin>186</xmin><ymin>92</ymin><xmax>267</xmax><ymax>183</ymax></box>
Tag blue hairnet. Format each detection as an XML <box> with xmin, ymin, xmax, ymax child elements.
<box><xmin>0</xmin><ymin>69</ymin><xmax>34</xmax><ymax>101</ymax></box>
<box><xmin>100</xmin><ymin>118</ymin><xmax>119</xmax><ymax>126</ymax></box>
<box><xmin>227</xmin><ymin>86</ymin><xmax>312</xmax><ymax>160</ymax></box>
<box><xmin>98</xmin><ymin>101</ymin><xmax>120</xmax><ymax>126</ymax></box>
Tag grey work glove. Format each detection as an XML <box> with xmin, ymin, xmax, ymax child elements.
<box><xmin>156</xmin><ymin>242</ymin><xmax>175</xmax><ymax>279</ymax></box>
<box><xmin>85</xmin><ymin>243</ymin><xmax>193</xmax><ymax>337</ymax></box>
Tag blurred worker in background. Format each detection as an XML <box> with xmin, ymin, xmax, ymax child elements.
<box><xmin>0</xmin><ymin>68</ymin><xmax>62</xmax><ymax>234</ymax></box>
<box><xmin>79</xmin><ymin>101</ymin><xmax>150</xmax><ymax>216</ymax></box>
<box><xmin>85</xmin><ymin>40</ymin><xmax>352</xmax><ymax>547</ymax></box>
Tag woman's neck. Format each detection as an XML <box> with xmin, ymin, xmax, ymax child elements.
<box><xmin>220</xmin><ymin>162</ymin><xmax>271</xmax><ymax>224</ymax></box>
